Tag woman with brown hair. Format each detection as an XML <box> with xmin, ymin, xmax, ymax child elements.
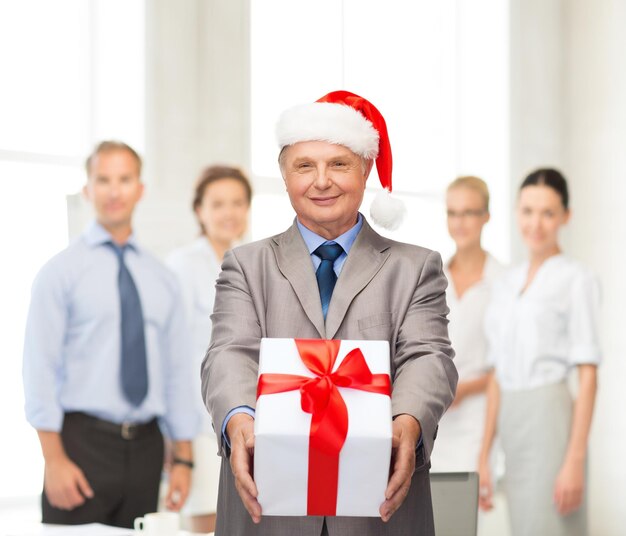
<box><xmin>167</xmin><ymin>165</ymin><xmax>252</xmax><ymax>533</ymax></box>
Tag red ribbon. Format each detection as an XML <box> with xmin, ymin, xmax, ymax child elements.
<box><xmin>257</xmin><ymin>339</ymin><xmax>391</xmax><ymax>516</ymax></box>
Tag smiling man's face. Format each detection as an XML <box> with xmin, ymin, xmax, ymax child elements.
<box><xmin>280</xmin><ymin>140</ymin><xmax>372</xmax><ymax>239</ymax></box>
<box><xmin>83</xmin><ymin>148</ymin><xmax>143</xmax><ymax>232</ymax></box>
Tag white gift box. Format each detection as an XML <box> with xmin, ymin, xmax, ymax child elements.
<box><xmin>254</xmin><ymin>338</ymin><xmax>392</xmax><ymax>517</ymax></box>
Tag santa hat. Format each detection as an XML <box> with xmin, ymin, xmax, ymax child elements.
<box><xmin>276</xmin><ymin>90</ymin><xmax>406</xmax><ymax>230</ymax></box>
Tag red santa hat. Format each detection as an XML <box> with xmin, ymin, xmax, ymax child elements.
<box><xmin>276</xmin><ymin>90</ymin><xmax>406</xmax><ymax>230</ymax></box>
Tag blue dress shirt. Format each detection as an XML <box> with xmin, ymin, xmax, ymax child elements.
<box><xmin>222</xmin><ymin>214</ymin><xmax>364</xmax><ymax>444</ymax></box>
<box><xmin>296</xmin><ymin>213</ymin><xmax>363</xmax><ymax>276</ymax></box>
<box><xmin>22</xmin><ymin>221</ymin><xmax>199</xmax><ymax>440</ymax></box>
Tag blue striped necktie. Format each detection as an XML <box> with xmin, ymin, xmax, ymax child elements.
<box><xmin>313</xmin><ymin>243</ymin><xmax>344</xmax><ymax>319</ymax></box>
<box><xmin>108</xmin><ymin>242</ymin><xmax>148</xmax><ymax>406</ymax></box>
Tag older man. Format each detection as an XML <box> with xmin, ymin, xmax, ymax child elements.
<box><xmin>202</xmin><ymin>91</ymin><xmax>457</xmax><ymax>536</ymax></box>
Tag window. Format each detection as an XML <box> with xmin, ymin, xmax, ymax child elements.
<box><xmin>250</xmin><ymin>0</ymin><xmax>509</xmax><ymax>262</ymax></box>
<box><xmin>0</xmin><ymin>0</ymin><xmax>144</xmax><ymax>505</ymax></box>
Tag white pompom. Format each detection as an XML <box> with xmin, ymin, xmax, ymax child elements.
<box><xmin>369</xmin><ymin>189</ymin><xmax>406</xmax><ymax>231</ymax></box>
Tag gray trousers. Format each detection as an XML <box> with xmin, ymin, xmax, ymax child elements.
<box><xmin>215</xmin><ymin>448</ymin><xmax>435</xmax><ymax>536</ymax></box>
<box><xmin>500</xmin><ymin>382</ymin><xmax>587</xmax><ymax>536</ymax></box>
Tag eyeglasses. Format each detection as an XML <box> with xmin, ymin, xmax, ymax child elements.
<box><xmin>446</xmin><ymin>209</ymin><xmax>487</xmax><ymax>219</ymax></box>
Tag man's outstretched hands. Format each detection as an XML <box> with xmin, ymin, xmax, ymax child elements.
<box><xmin>380</xmin><ymin>414</ymin><xmax>421</xmax><ymax>522</ymax></box>
<box><xmin>227</xmin><ymin>412</ymin><xmax>421</xmax><ymax>524</ymax></box>
<box><xmin>227</xmin><ymin>413</ymin><xmax>261</xmax><ymax>523</ymax></box>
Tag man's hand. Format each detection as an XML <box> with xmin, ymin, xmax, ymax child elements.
<box><xmin>227</xmin><ymin>413</ymin><xmax>261</xmax><ymax>523</ymax></box>
<box><xmin>44</xmin><ymin>455</ymin><xmax>94</xmax><ymax>510</ymax></box>
<box><xmin>380</xmin><ymin>414</ymin><xmax>421</xmax><ymax>522</ymax></box>
<box><xmin>165</xmin><ymin>464</ymin><xmax>191</xmax><ymax>511</ymax></box>
<box><xmin>553</xmin><ymin>457</ymin><xmax>585</xmax><ymax>515</ymax></box>
<box><xmin>37</xmin><ymin>431</ymin><xmax>93</xmax><ymax>511</ymax></box>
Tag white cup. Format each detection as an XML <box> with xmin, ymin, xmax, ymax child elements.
<box><xmin>133</xmin><ymin>512</ymin><xmax>179</xmax><ymax>535</ymax></box>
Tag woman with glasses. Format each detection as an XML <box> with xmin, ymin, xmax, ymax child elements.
<box><xmin>478</xmin><ymin>168</ymin><xmax>600</xmax><ymax>536</ymax></box>
<box><xmin>430</xmin><ymin>176</ymin><xmax>503</xmax><ymax>474</ymax></box>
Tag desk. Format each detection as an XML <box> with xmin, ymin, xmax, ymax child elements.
<box><xmin>4</xmin><ymin>523</ymin><xmax>212</xmax><ymax>536</ymax></box>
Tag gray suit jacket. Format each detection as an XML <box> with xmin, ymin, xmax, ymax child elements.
<box><xmin>202</xmin><ymin>218</ymin><xmax>457</xmax><ymax>536</ymax></box>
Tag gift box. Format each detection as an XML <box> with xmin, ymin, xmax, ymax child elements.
<box><xmin>254</xmin><ymin>338</ymin><xmax>392</xmax><ymax>517</ymax></box>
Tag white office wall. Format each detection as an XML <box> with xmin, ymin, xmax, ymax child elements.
<box><xmin>564</xmin><ymin>1</ymin><xmax>626</xmax><ymax>534</ymax></box>
<box><xmin>69</xmin><ymin>0</ymin><xmax>251</xmax><ymax>257</ymax></box>
<box><xmin>140</xmin><ymin>0</ymin><xmax>250</xmax><ymax>257</ymax></box>
<box><xmin>249</xmin><ymin>0</ymin><xmax>510</xmax><ymax>262</ymax></box>
<box><xmin>508</xmin><ymin>1</ymin><xmax>626</xmax><ymax>534</ymax></box>
<box><xmin>508</xmin><ymin>0</ymin><xmax>567</xmax><ymax>260</ymax></box>
<box><xmin>0</xmin><ymin>0</ymin><xmax>146</xmax><ymax>504</ymax></box>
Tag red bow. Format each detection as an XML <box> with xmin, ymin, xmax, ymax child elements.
<box><xmin>257</xmin><ymin>339</ymin><xmax>391</xmax><ymax>516</ymax></box>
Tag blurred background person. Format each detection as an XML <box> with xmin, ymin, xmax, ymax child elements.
<box><xmin>167</xmin><ymin>165</ymin><xmax>252</xmax><ymax>533</ymax></box>
<box><xmin>478</xmin><ymin>169</ymin><xmax>600</xmax><ymax>536</ymax></box>
<box><xmin>430</xmin><ymin>176</ymin><xmax>503</xmax><ymax>474</ymax></box>
<box><xmin>22</xmin><ymin>141</ymin><xmax>197</xmax><ymax>528</ymax></box>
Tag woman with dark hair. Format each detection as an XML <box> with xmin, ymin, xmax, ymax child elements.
<box><xmin>478</xmin><ymin>168</ymin><xmax>600</xmax><ymax>535</ymax></box>
<box><xmin>167</xmin><ymin>165</ymin><xmax>252</xmax><ymax>533</ymax></box>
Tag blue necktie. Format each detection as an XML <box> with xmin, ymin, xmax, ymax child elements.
<box><xmin>109</xmin><ymin>243</ymin><xmax>148</xmax><ymax>406</ymax></box>
<box><xmin>313</xmin><ymin>243</ymin><xmax>344</xmax><ymax>319</ymax></box>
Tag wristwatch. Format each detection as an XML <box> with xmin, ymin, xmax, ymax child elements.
<box><xmin>172</xmin><ymin>456</ymin><xmax>194</xmax><ymax>469</ymax></box>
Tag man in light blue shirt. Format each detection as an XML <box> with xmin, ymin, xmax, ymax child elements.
<box><xmin>23</xmin><ymin>141</ymin><xmax>199</xmax><ymax>528</ymax></box>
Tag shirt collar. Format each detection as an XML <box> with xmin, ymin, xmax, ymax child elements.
<box><xmin>82</xmin><ymin>220</ymin><xmax>141</xmax><ymax>253</ymax></box>
<box><xmin>444</xmin><ymin>252</ymin><xmax>497</xmax><ymax>287</ymax></box>
<box><xmin>296</xmin><ymin>213</ymin><xmax>363</xmax><ymax>255</ymax></box>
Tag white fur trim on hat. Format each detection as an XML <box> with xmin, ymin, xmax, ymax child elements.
<box><xmin>276</xmin><ymin>102</ymin><xmax>380</xmax><ymax>159</ymax></box>
<box><xmin>370</xmin><ymin>189</ymin><xmax>406</xmax><ymax>231</ymax></box>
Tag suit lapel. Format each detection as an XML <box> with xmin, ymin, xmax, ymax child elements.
<box><xmin>325</xmin><ymin>220</ymin><xmax>391</xmax><ymax>339</ymax></box>
<box><xmin>272</xmin><ymin>222</ymin><xmax>326</xmax><ymax>338</ymax></box>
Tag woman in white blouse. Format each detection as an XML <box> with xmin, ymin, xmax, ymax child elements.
<box><xmin>167</xmin><ymin>165</ymin><xmax>252</xmax><ymax>533</ymax></box>
<box><xmin>479</xmin><ymin>169</ymin><xmax>600</xmax><ymax>536</ymax></box>
<box><xmin>430</xmin><ymin>176</ymin><xmax>503</xmax><ymax>473</ymax></box>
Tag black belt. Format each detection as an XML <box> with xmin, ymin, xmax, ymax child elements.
<box><xmin>64</xmin><ymin>412</ymin><xmax>159</xmax><ymax>440</ymax></box>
